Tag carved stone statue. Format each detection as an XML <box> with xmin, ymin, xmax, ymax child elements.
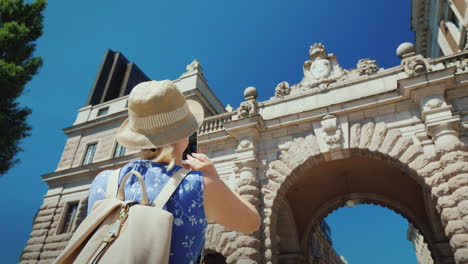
<box><xmin>299</xmin><ymin>43</ymin><xmax>346</xmax><ymax>91</ymax></box>
<box><xmin>185</xmin><ymin>59</ymin><xmax>203</xmax><ymax>74</ymax></box>
<box><xmin>321</xmin><ymin>115</ymin><xmax>342</xmax><ymax>149</ymax></box>
<box><xmin>357</xmin><ymin>59</ymin><xmax>379</xmax><ymax>75</ymax></box>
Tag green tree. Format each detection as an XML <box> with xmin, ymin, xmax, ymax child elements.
<box><xmin>0</xmin><ymin>0</ymin><xmax>46</xmax><ymax>175</ymax></box>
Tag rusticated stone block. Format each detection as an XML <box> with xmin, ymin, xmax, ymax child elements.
<box><xmin>27</xmin><ymin>236</ymin><xmax>46</xmax><ymax>245</ymax></box>
<box><xmin>463</xmin><ymin>216</ymin><xmax>468</xmax><ymax>232</ymax></box>
<box><xmin>33</xmin><ymin>223</ymin><xmax>50</xmax><ymax>230</ymax></box>
<box><xmin>426</xmin><ymin>172</ymin><xmax>446</xmax><ymax>187</ymax></box>
<box><xmin>46</xmin><ymin>233</ymin><xmax>70</xmax><ymax>243</ymax></box>
<box><xmin>37</xmin><ymin>208</ymin><xmax>55</xmax><ymax>217</ymax></box>
<box><xmin>441</xmin><ymin>151</ymin><xmax>468</xmax><ymax>165</ymax></box>
<box><xmin>368</xmin><ymin>122</ymin><xmax>386</xmax><ymax>151</ymax></box>
<box><xmin>432</xmin><ymin>183</ymin><xmax>450</xmax><ymax>197</ymax></box>
<box><xmin>20</xmin><ymin>260</ymin><xmax>39</xmax><ymax>264</ymax></box>
<box><xmin>359</xmin><ymin>121</ymin><xmax>375</xmax><ymax>149</ymax></box>
<box><xmin>399</xmin><ymin>144</ymin><xmax>423</xmax><ymax>164</ymax></box>
<box><xmin>280</xmin><ymin>151</ymin><xmax>299</xmax><ymax>171</ymax></box>
<box><xmin>379</xmin><ymin>129</ymin><xmax>400</xmax><ymax>154</ymax></box>
<box><xmin>438</xmin><ymin>196</ymin><xmax>457</xmax><ymax>209</ymax></box>
<box><xmin>444</xmin><ymin>163</ymin><xmax>468</xmax><ymax>180</ymax></box>
<box><xmin>227</xmin><ymin>247</ymin><xmax>262</xmax><ymax>264</ymax></box>
<box><xmin>23</xmin><ymin>244</ymin><xmax>42</xmax><ymax>253</ymax></box>
<box><xmin>39</xmin><ymin>250</ymin><xmax>60</xmax><ymax>259</ymax></box>
<box><xmin>269</xmin><ymin>160</ymin><xmax>291</xmax><ymax>176</ymax></box>
<box><xmin>458</xmin><ymin>201</ymin><xmax>468</xmax><ymax>216</ymax></box>
<box><xmin>30</xmin><ymin>230</ymin><xmax>47</xmax><ymax>237</ymax></box>
<box><xmin>35</xmin><ymin>215</ymin><xmax>53</xmax><ymax>223</ymax></box>
<box><xmin>442</xmin><ymin>207</ymin><xmax>462</xmax><ymax>224</ymax></box>
<box><xmin>43</xmin><ymin>241</ymin><xmax>67</xmax><ymax>251</ymax></box>
<box><xmin>235</xmin><ymin>235</ymin><xmax>261</xmax><ymax>248</ymax></box>
<box><xmin>450</xmin><ymin>234</ymin><xmax>468</xmax><ymax>248</ymax></box>
<box><xmin>409</xmin><ymin>153</ymin><xmax>436</xmax><ymax>172</ymax></box>
<box><xmin>445</xmin><ymin>220</ymin><xmax>465</xmax><ymax>236</ymax></box>
<box><xmin>455</xmin><ymin>248</ymin><xmax>468</xmax><ymax>263</ymax></box>
<box><xmin>389</xmin><ymin>136</ymin><xmax>412</xmax><ymax>159</ymax></box>
<box><xmin>448</xmin><ymin>174</ymin><xmax>468</xmax><ymax>191</ymax></box>
<box><xmin>349</xmin><ymin>123</ymin><xmax>361</xmax><ymax>148</ymax></box>
<box><xmin>265</xmin><ymin>169</ymin><xmax>284</xmax><ymax>185</ymax></box>
<box><xmin>20</xmin><ymin>251</ymin><xmax>40</xmax><ymax>260</ymax></box>
<box><xmin>453</xmin><ymin>186</ymin><xmax>468</xmax><ymax>202</ymax></box>
<box><xmin>418</xmin><ymin>161</ymin><xmax>443</xmax><ymax>178</ymax></box>
<box><xmin>216</xmin><ymin>232</ymin><xmax>236</xmax><ymax>253</ymax></box>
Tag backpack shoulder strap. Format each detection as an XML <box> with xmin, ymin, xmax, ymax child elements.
<box><xmin>152</xmin><ymin>168</ymin><xmax>191</xmax><ymax>208</ymax></box>
<box><xmin>105</xmin><ymin>169</ymin><xmax>121</xmax><ymax>199</ymax></box>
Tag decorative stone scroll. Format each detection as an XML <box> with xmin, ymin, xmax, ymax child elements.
<box><xmin>357</xmin><ymin>59</ymin><xmax>379</xmax><ymax>75</ymax></box>
<box><xmin>298</xmin><ymin>43</ymin><xmax>347</xmax><ymax>91</ymax></box>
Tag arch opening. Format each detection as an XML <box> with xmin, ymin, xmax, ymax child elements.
<box><xmin>272</xmin><ymin>154</ymin><xmax>453</xmax><ymax>263</ymax></box>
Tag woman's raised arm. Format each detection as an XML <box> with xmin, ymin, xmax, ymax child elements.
<box><xmin>185</xmin><ymin>153</ymin><xmax>261</xmax><ymax>233</ymax></box>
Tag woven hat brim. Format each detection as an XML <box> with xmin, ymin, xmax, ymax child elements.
<box><xmin>116</xmin><ymin>99</ymin><xmax>204</xmax><ymax>150</ymax></box>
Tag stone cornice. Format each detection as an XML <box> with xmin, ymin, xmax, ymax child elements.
<box><xmin>261</xmin><ymin>65</ymin><xmax>404</xmax><ymax>108</ymax></box>
<box><xmin>42</xmin><ymin>153</ymin><xmax>139</xmax><ymax>187</ymax></box>
<box><xmin>63</xmin><ymin>110</ymin><xmax>127</xmax><ymax>135</ymax></box>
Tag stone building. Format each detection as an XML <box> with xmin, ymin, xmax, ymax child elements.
<box><xmin>20</xmin><ymin>3</ymin><xmax>468</xmax><ymax>263</ymax></box>
<box><xmin>414</xmin><ymin>0</ymin><xmax>468</xmax><ymax>57</ymax></box>
<box><xmin>307</xmin><ymin>221</ymin><xmax>344</xmax><ymax>264</ymax></box>
<box><xmin>408</xmin><ymin>223</ymin><xmax>435</xmax><ymax>264</ymax></box>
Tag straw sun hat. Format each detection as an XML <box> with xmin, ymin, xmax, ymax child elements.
<box><xmin>115</xmin><ymin>80</ymin><xmax>204</xmax><ymax>150</ymax></box>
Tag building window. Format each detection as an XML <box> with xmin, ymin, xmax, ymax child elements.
<box><xmin>83</xmin><ymin>143</ymin><xmax>97</xmax><ymax>165</ymax></box>
<box><xmin>59</xmin><ymin>202</ymin><xmax>79</xmax><ymax>234</ymax></box>
<box><xmin>97</xmin><ymin>107</ymin><xmax>109</xmax><ymax>116</ymax></box>
<box><xmin>114</xmin><ymin>143</ymin><xmax>126</xmax><ymax>158</ymax></box>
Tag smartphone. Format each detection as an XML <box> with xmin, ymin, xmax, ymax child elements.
<box><xmin>183</xmin><ymin>133</ymin><xmax>197</xmax><ymax>160</ymax></box>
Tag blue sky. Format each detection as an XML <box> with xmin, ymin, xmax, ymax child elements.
<box><xmin>1</xmin><ymin>0</ymin><xmax>419</xmax><ymax>263</ymax></box>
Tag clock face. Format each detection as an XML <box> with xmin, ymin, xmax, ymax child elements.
<box><xmin>310</xmin><ymin>59</ymin><xmax>331</xmax><ymax>79</ymax></box>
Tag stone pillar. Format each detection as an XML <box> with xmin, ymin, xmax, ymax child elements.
<box><xmin>420</xmin><ymin>94</ymin><xmax>463</xmax><ymax>152</ymax></box>
<box><xmin>227</xmin><ymin>137</ymin><xmax>262</xmax><ymax>264</ymax></box>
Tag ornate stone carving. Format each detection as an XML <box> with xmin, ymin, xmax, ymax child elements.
<box><xmin>238</xmin><ymin>87</ymin><xmax>258</xmax><ymax>119</ymax></box>
<box><xmin>401</xmin><ymin>55</ymin><xmax>431</xmax><ymax>76</ymax></box>
<box><xmin>274</xmin><ymin>81</ymin><xmax>291</xmax><ymax>98</ymax></box>
<box><xmin>225</xmin><ymin>104</ymin><xmax>234</xmax><ymax>112</ymax></box>
<box><xmin>237</xmin><ymin>139</ymin><xmax>254</xmax><ymax>150</ymax></box>
<box><xmin>298</xmin><ymin>43</ymin><xmax>346</xmax><ymax>91</ymax></box>
<box><xmin>321</xmin><ymin>115</ymin><xmax>342</xmax><ymax>149</ymax></box>
<box><xmin>424</xmin><ymin>98</ymin><xmax>444</xmax><ymax>110</ymax></box>
<box><xmin>185</xmin><ymin>59</ymin><xmax>203</xmax><ymax>74</ymax></box>
<box><xmin>357</xmin><ymin>59</ymin><xmax>379</xmax><ymax>75</ymax></box>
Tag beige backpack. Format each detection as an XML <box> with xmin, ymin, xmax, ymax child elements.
<box><xmin>54</xmin><ymin>168</ymin><xmax>191</xmax><ymax>264</ymax></box>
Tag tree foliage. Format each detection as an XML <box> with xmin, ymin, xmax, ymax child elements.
<box><xmin>0</xmin><ymin>0</ymin><xmax>46</xmax><ymax>175</ymax></box>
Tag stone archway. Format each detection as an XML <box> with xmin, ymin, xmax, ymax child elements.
<box><xmin>261</xmin><ymin>121</ymin><xmax>468</xmax><ymax>264</ymax></box>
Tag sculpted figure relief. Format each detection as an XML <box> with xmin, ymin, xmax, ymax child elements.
<box><xmin>186</xmin><ymin>59</ymin><xmax>203</xmax><ymax>74</ymax></box>
<box><xmin>299</xmin><ymin>43</ymin><xmax>346</xmax><ymax>91</ymax></box>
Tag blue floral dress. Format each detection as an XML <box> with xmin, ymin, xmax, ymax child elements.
<box><xmin>88</xmin><ymin>160</ymin><xmax>207</xmax><ymax>264</ymax></box>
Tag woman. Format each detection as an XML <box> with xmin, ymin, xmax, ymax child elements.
<box><xmin>87</xmin><ymin>80</ymin><xmax>261</xmax><ymax>263</ymax></box>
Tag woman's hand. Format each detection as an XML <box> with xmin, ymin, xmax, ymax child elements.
<box><xmin>184</xmin><ymin>153</ymin><xmax>219</xmax><ymax>178</ymax></box>
<box><xmin>186</xmin><ymin>153</ymin><xmax>261</xmax><ymax>233</ymax></box>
